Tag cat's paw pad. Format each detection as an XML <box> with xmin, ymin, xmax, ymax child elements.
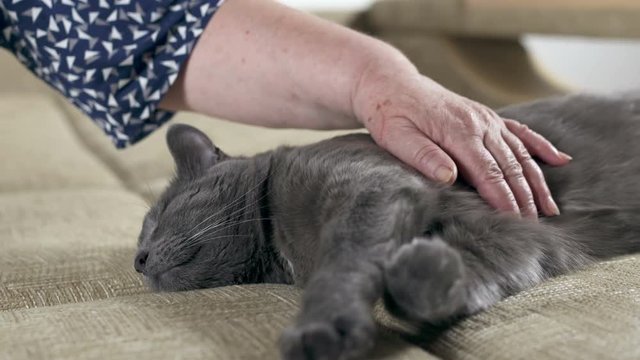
<box><xmin>384</xmin><ymin>237</ymin><xmax>467</xmax><ymax>323</ymax></box>
<box><xmin>279</xmin><ymin>312</ymin><xmax>375</xmax><ymax>360</ymax></box>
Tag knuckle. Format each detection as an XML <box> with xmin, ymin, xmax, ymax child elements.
<box><xmin>524</xmin><ymin>197</ymin><xmax>537</xmax><ymax>210</ymax></box>
<box><xmin>508</xmin><ymin>120</ymin><xmax>529</xmax><ymax>134</ymax></box>
<box><xmin>480</xmin><ymin>107</ymin><xmax>498</xmax><ymax>121</ymax></box>
<box><xmin>524</xmin><ymin>158</ymin><xmax>544</xmax><ymax>177</ymax></box>
<box><xmin>450</xmin><ymin>106</ymin><xmax>483</xmax><ymax>131</ymax></box>
<box><xmin>502</xmin><ymin>160</ymin><xmax>524</xmax><ymax>179</ymax></box>
<box><xmin>513</xmin><ymin>144</ymin><xmax>534</xmax><ymax>162</ymax></box>
<box><xmin>521</xmin><ymin>202</ymin><xmax>537</xmax><ymax>216</ymax></box>
<box><xmin>413</xmin><ymin>144</ymin><xmax>442</xmax><ymax>165</ymax></box>
<box><xmin>481</xmin><ymin>162</ymin><xmax>505</xmax><ymax>184</ymax></box>
<box><xmin>520</xmin><ymin>152</ymin><xmax>544</xmax><ymax>177</ymax></box>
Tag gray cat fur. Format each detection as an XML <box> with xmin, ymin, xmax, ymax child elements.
<box><xmin>135</xmin><ymin>92</ymin><xmax>640</xmax><ymax>360</ymax></box>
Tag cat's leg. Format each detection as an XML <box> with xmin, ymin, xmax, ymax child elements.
<box><xmin>383</xmin><ymin>214</ymin><xmax>589</xmax><ymax>325</ymax></box>
<box><xmin>279</xmin><ymin>246</ymin><xmax>386</xmax><ymax>360</ymax></box>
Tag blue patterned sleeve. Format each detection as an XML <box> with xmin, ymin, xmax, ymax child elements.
<box><xmin>0</xmin><ymin>0</ymin><xmax>224</xmax><ymax>148</ymax></box>
<box><xmin>0</xmin><ymin>9</ymin><xmax>6</xmax><ymax>48</ymax></box>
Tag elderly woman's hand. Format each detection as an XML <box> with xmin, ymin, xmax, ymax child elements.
<box><xmin>353</xmin><ymin>67</ymin><xmax>571</xmax><ymax>219</ymax></box>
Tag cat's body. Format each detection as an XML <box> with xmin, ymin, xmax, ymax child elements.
<box><xmin>136</xmin><ymin>93</ymin><xmax>640</xmax><ymax>360</ymax></box>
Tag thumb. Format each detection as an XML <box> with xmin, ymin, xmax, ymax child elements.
<box><xmin>375</xmin><ymin>121</ymin><xmax>458</xmax><ymax>185</ymax></box>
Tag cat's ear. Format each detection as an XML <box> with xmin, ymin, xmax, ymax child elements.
<box><xmin>166</xmin><ymin>124</ymin><xmax>228</xmax><ymax>178</ymax></box>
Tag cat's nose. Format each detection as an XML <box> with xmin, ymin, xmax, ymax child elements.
<box><xmin>134</xmin><ymin>251</ymin><xmax>149</xmax><ymax>274</ymax></box>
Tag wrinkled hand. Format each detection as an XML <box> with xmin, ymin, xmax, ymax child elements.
<box><xmin>354</xmin><ymin>71</ymin><xmax>571</xmax><ymax>219</ymax></box>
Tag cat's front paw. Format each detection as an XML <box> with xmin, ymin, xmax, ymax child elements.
<box><xmin>279</xmin><ymin>311</ymin><xmax>376</xmax><ymax>360</ymax></box>
<box><xmin>384</xmin><ymin>237</ymin><xmax>468</xmax><ymax>323</ymax></box>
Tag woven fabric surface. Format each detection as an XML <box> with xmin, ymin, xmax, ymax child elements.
<box><xmin>0</xmin><ymin>189</ymin><xmax>148</xmax><ymax>311</ymax></box>
<box><xmin>0</xmin><ymin>95</ymin><xmax>122</xmax><ymax>193</ymax></box>
<box><xmin>0</xmin><ymin>284</ymin><xmax>437</xmax><ymax>360</ymax></box>
<box><xmin>0</xmin><ymin>51</ymin><xmax>52</xmax><ymax>94</ymax></box>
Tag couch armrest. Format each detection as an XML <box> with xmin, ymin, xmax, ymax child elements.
<box><xmin>365</xmin><ymin>0</ymin><xmax>640</xmax><ymax>38</ymax></box>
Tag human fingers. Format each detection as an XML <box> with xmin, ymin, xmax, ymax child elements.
<box><xmin>504</xmin><ymin>119</ymin><xmax>572</xmax><ymax>166</ymax></box>
<box><xmin>502</xmin><ymin>130</ymin><xmax>560</xmax><ymax>217</ymax></box>
<box><xmin>449</xmin><ymin>137</ymin><xmax>521</xmax><ymax>216</ymax></box>
<box><xmin>484</xmin><ymin>134</ymin><xmax>538</xmax><ymax>219</ymax></box>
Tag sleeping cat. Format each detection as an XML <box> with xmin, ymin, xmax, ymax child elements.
<box><xmin>135</xmin><ymin>92</ymin><xmax>640</xmax><ymax>360</ymax></box>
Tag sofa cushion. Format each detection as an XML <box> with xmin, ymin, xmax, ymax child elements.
<box><xmin>0</xmin><ymin>285</ymin><xmax>437</xmax><ymax>360</ymax></box>
<box><xmin>0</xmin><ymin>50</ymin><xmax>53</xmax><ymax>94</ymax></box>
<box><xmin>0</xmin><ymin>95</ymin><xmax>122</xmax><ymax>192</ymax></box>
<box><xmin>0</xmin><ymin>189</ymin><xmax>148</xmax><ymax>310</ymax></box>
<box><xmin>367</xmin><ymin>0</ymin><xmax>640</xmax><ymax>38</ymax></box>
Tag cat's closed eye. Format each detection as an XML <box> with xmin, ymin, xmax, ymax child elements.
<box><xmin>178</xmin><ymin>245</ymin><xmax>203</xmax><ymax>267</ymax></box>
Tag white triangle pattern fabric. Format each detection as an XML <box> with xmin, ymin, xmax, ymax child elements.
<box><xmin>0</xmin><ymin>0</ymin><xmax>223</xmax><ymax>148</ymax></box>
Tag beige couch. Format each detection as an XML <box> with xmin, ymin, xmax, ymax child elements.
<box><xmin>1</xmin><ymin>3</ymin><xmax>639</xmax><ymax>360</ymax></box>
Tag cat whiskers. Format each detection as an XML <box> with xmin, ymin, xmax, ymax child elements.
<box><xmin>183</xmin><ymin>217</ymin><xmax>273</xmax><ymax>249</ymax></box>
<box><xmin>182</xmin><ymin>172</ymin><xmax>271</xmax><ymax>242</ymax></box>
<box><xmin>170</xmin><ymin>234</ymin><xmax>256</xmax><ymax>262</ymax></box>
<box><xmin>157</xmin><ymin>217</ymin><xmax>270</xmax><ymax>260</ymax></box>
<box><xmin>183</xmin><ymin>181</ymin><xmax>272</xmax><ymax>245</ymax></box>
<box><xmin>184</xmin><ymin>194</ymin><xmax>268</xmax><ymax>246</ymax></box>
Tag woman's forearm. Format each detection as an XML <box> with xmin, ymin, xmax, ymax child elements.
<box><xmin>159</xmin><ymin>0</ymin><xmax>415</xmax><ymax>129</ymax></box>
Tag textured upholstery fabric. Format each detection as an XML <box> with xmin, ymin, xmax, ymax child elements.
<box><xmin>0</xmin><ymin>190</ymin><xmax>148</xmax><ymax>311</ymax></box>
<box><xmin>367</xmin><ymin>0</ymin><xmax>640</xmax><ymax>38</ymax></box>
<box><xmin>0</xmin><ymin>50</ymin><xmax>52</xmax><ymax>94</ymax></box>
<box><xmin>0</xmin><ymin>285</ymin><xmax>436</xmax><ymax>360</ymax></box>
<box><xmin>0</xmin><ymin>95</ymin><xmax>122</xmax><ymax>192</ymax></box>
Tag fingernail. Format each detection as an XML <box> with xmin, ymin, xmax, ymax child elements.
<box><xmin>559</xmin><ymin>152</ymin><xmax>573</xmax><ymax>161</ymax></box>
<box><xmin>435</xmin><ymin>166</ymin><xmax>454</xmax><ymax>184</ymax></box>
<box><xmin>547</xmin><ymin>196</ymin><xmax>560</xmax><ymax>216</ymax></box>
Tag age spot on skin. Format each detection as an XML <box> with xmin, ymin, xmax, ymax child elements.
<box><xmin>376</xmin><ymin>100</ymin><xmax>393</xmax><ymax>111</ymax></box>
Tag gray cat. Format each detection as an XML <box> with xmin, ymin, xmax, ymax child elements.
<box><xmin>135</xmin><ymin>92</ymin><xmax>640</xmax><ymax>360</ymax></box>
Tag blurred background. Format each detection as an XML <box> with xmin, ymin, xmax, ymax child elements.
<box><xmin>281</xmin><ymin>0</ymin><xmax>640</xmax><ymax>94</ymax></box>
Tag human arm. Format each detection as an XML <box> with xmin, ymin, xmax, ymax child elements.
<box><xmin>159</xmin><ymin>0</ymin><xmax>570</xmax><ymax>217</ymax></box>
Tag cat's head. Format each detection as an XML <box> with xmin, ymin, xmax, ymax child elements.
<box><xmin>134</xmin><ymin>124</ymin><xmax>266</xmax><ymax>292</ymax></box>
